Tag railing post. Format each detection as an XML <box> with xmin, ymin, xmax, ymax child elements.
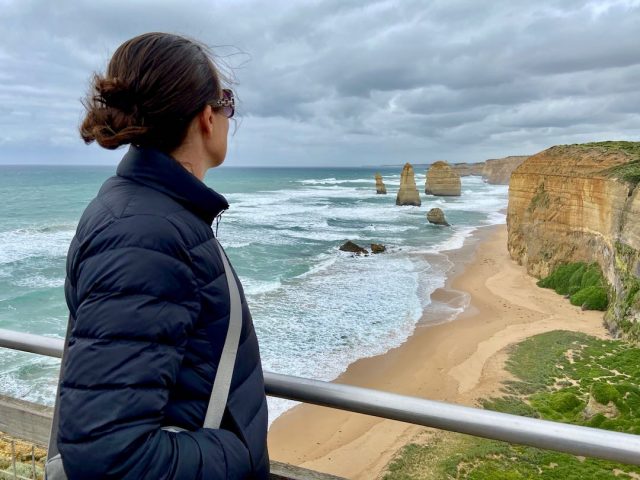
<box><xmin>31</xmin><ymin>445</ymin><xmax>36</xmax><ymax>480</ymax></box>
<box><xmin>11</xmin><ymin>439</ymin><xmax>17</xmax><ymax>479</ymax></box>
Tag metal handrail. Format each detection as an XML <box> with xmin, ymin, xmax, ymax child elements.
<box><xmin>1</xmin><ymin>328</ymin><xmax>639</xmax><ymax>466</ymax></box>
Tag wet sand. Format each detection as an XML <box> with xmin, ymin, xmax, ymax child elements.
<box><xmin>267</xmin><ymin>224</ymin><xmax>608</xmax><ymax>479</ymax></box>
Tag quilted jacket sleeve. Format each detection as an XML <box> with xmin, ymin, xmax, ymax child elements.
<box><xmin>57</xmin><ymin>214</ymin><xmax>251</xmax><ymax>480</ymax></box>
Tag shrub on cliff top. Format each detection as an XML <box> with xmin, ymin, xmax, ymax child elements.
<box><xmin>574</xmin><ymin>140</ymin><xmax>640</xmax><ymax>157</ymax></box>
<box><xmin>538</xmin><ymin>262</ymin><xmax>609</xmax><ymax>310</ymax></box>
<box><xmin>578</xmin><ymin>141</ymin><xmax>640</xmax><ymax>185</ymax></box>
<box><xmin>573</xmin><ymin>141</ymin><xmax>640</xmax><ymax>185</ymax></box>
<box><xmin>606</xmin><ymin>160</ymin><xmax>640</xmax><ymax>185</ymax></box>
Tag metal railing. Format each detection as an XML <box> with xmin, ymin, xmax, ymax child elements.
<box><xmin>1</xmin><ymin>328</ymin><xmax>639</xmax><ymax>466</ymax></box>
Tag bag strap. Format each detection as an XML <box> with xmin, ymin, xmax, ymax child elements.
<box><xmin>46</xmin><ymin>238</ymin><xmax>241</xmax><ymax>459</ymax></box>
<box><xmin>203</xmin><ymin>239</ymin><xmax>243</xmax><ymax>429</ymax></box>
<box><xmin>46</xmin><ymin>313</ymin><xmax>73</xmax><ymax>460</ymax></box>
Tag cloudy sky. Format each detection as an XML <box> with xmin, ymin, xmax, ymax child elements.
<box><xmin>0</xmin><ymin>0</ymin><xmax>639</xmax><ymax>166</ymax></box>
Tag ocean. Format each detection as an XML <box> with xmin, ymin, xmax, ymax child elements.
<box><xmin>0</xmin><ymin>164</ymin><xmax>508</xmax><ymax>426</ymax></box>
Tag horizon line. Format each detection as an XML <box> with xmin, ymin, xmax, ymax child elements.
<box><xmin>0</xmin><ymin>153</ymin><xmax>540</xmax><ymax>168</ymax></box>
<box><xmin>0</xmin><ymin>163</ymin><xmax>457</xmax><ymax>168</ymax></box>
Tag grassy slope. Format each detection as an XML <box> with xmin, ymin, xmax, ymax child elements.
<box><xmin>575</xmin><ymin>141</ymin><xmax>640</xmax><ymax>185</ymax></box>
<box><xmin>382</xmin><ymin>331</ymin><xmax>640</xmax><ymax>479</ymax></box>
<box><xmin>572</xmin><ymin>140</ymin><xmax>640</xmax><ymax>157</ymax></box>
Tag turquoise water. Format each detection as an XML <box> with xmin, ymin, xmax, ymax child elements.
<box><xmin>0</xmin><ymin>164</ymin><xmax>508</xmax><ymax>425</ymax></box>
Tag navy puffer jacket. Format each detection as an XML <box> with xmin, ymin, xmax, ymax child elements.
<box><xmin>57</xmin><ymin>145</ymin><xmax>269</xmax><ymax>479</ymax></box>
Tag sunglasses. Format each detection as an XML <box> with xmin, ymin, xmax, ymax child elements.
<box><xmin>210</xmin><ymin>88</ymin><xmax>235</xmax><ymax>119</ymax></box>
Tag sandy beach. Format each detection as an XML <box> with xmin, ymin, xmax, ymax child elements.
<box><xmin>266</xmin><ymin>224</ymin><xmax>609</xmax><ymax>479</ymax></box>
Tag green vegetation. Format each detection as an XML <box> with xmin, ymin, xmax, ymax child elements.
<box><xmin>574</xmin><ymin>141</ymin><xmax>640</xmax><ymax>185</ymax></box>
<box><xmin>480</xmin><ymin>396</ymin><xmax>538</xmax><ymax>418</ymax></box>
<box><xmin>615</xmin><ymin>243</ymin><xmax>640</xmax><ymax>315</ymax></box>
<box><xmin>537</xmin><ymin>262</ymin><xmax>609</xmax><ymax>311</ymax></box>
<box><xmin>591</xmin><ymin>382</ymin><xmax>620</xmax><ymax>405</ymax></box>
<box><xmin>612</xmin><ymin>241</ymin><xmax>640</xmax><ymax>341</ymax></box>
<box><xmin>382</xmin><ymin>331</ymin><xmax>640</xmax><ymax>479</ymax></box>
<box><xmin>570</xmin><ymin>285</ymin><xmax>609</xmax><ymax>310</ymax></box>
<box><xmin>572</xmin><ymin>140</ymin><xmax>640</xmax><ymax>157</ymax></box>
<box><xmin>606</xmin><ymin>160</ymin><xmax>640</xmax><ymax>185</ymax></box>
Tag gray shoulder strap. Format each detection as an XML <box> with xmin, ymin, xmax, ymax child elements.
<box><xmin>203</xmin><ymin>239</ymin><xmax>243</xmax><ymax>429</ymax></box>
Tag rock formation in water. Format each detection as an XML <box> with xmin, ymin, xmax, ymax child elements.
<box><xmin>375</xmin><ymin>173</ymin><xmax>387</xmax><ymax>194</ymax></box>
<box><xmin>452</xmin><ymin>156</ymin><xmax>529</xmax><ymax>185</ymax></box>
<box><xmin>425</xmin><ymin>161</ymin><xmax>461</xmax><ymax>196</ymax></box>
<box><xmin>371</xmin><ymin>243</ymin><xmax>386</xmax><ymax>254</ymax></box>
<box><xmin>396</xmin><ymin>163</ymin><xmax>421</xmax><ymax>206</ymax></box>
<box><xmin>339</xmin><ymin>241</ymin><xmax>368</xmax><ymax>255</ymax></box>
<box><xmin>426</xmin><ymin>208</ymin><xmax>450</xmax><ymax>226</ymax></box>
<box><xmin>507</xmin><ymin>141</ymin><xmax>640</xmax><ymax>340</ymax></box>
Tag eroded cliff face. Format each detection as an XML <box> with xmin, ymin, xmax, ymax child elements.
<box><xmin>483</xmin><ymin>156</ymin><xmax>529</xmax><ymax>184</ymax></box>
<box><xmin>451</xmin><ymin>156</ymin><xmax>528</xmax><ymax>185</ymax></box>
<box><xmin>507</xmin><ymin>142</ymin><xmax>640</xmax><ymax>339</ymax></box>
<box><xmin>452</xmin><ymin>162</ymin><xmax>485</xmax><ymax>177</ymax></box>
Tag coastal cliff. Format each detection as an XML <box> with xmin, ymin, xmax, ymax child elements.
<box><xmin>452</xmin><ymin>162</ymin><xmax>485</xmax><ymax>177</ymax></box>
<box><xmin>507</xmin><ymin>141</ymin><xmax>640</xmax><ymax>339</ymax></box>
<box><xmin>452</xmin><ymin>156</ymin><xmax>528</xmax><ymax>184</ymax></box>
<box><xmin>483</xmin><ymin>156</ymin><xmax>528</xmax><ymax>184</ymax></box>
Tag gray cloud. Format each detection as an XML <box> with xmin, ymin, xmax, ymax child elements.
<box><xmin>0</xmin><ymin>0</ymin><xmax>639</xmax><ymax>166</ymax></box>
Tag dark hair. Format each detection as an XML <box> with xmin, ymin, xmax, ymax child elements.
<box><xmin>80</xmin><ymin>32</ymin><xmax>226</xmax><ymax>152</ymax></box>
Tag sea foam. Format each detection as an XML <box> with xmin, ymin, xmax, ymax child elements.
<box><xmin>0</xmin><ymin>166</ymin><xmax>509</xmax><ymax>426</ymax></box>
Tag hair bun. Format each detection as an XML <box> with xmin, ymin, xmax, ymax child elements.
<box><xmin>96</xmin><ymin>76</ymin><xmax>139</xmax><ymax>115</ymax></box>
<box><xmin>80</xmin><ymin>73</ymin><xmax>149</xmax><ymax>150</ymax></box>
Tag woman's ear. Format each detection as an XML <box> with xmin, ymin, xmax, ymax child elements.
<box><xmin>198</xmin><ymin>105</ymin><xmax>215</xmax><ymax>137</ymax></box>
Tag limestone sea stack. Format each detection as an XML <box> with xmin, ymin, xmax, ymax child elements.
<box><xmin>425</xmin><ymin>161</ymin><xmax>461</xmax><ymax>196</ymax></box>
<box><xmin>507</xmin><ymin>141</ymin><xmax>640</xmax><ymax>339</ymax></box>
<box><xmin>426</xmin><ymin>208</ymin><xmax>450</xmax><ymax>226</ymax></box>
<box><xmin>396</xmin><ymin>163</ymin><xmax>421</xmax><ymax>206</ymax></box>
<box><xmin>375</xmin><ymin>173</ymin><xmax>387</xmax><ymax>194</ymax></box>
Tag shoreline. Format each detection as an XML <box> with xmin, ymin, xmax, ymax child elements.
<box><xmin>266</xmin><ymin>223</ymin><xmax>609</xmax><ymax>479</ymax></box>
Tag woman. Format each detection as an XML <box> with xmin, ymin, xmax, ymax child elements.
<box><xmin>55</xmin><ymin>33</ymin><xmax>269</xmax><ymax>479</ymax></box>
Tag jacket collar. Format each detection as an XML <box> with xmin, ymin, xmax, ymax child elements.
<box><xmin>116</xmin><ymin>145</ymin><xmax>229</xmax><ymax>226</ymax></box>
